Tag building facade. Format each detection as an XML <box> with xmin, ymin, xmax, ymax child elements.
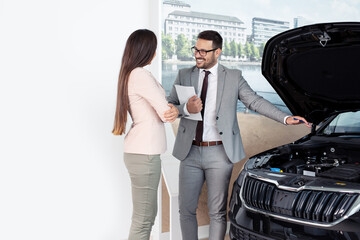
<box><xmin>252</xmin><ymin>17</ymin><xmax>290</xmax><ymax>46</ymax></box>
<box><xmin>294</xmin><ymin>16</ymin><xmax>312</xmax><ymax>28</ymax></box>
<box><xmin>162</xmin><ymin>0</ymin><xmax>191</xmax><ymax>31</ymax></box>
<box><xmin>164</xmin><ymin>10</ymin><xmax>247</xmax><ymax>44</ymax></box>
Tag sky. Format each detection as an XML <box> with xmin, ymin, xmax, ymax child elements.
<box><xmin>185</xmin><ymin>0</ymin><xmax>360</xmax><ymax>34</ymax></box>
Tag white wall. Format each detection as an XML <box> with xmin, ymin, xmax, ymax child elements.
<box><xmin>0</xmin><ymin>0</ymin><xmax>160</xmax><ymax>239</ymax></box>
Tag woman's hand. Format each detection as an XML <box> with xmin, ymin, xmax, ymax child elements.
<box><xmin>164</xmin><ymin>104</ymin><xmax>179</xmax><ymax>122</ymax></box>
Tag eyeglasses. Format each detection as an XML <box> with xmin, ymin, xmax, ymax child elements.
<box><xmin>191</xmin><ymin>46</ymin><xmax>218</xmax><ymax>56</ymax></box>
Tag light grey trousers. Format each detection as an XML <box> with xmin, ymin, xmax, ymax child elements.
<box><xmin>179</xmin><ymin>145</ymin><xmax>233</xmax><ymax>240</ymax></box>
<box><xmin>124</xmin><ymin>153</ymin><xmax>161</xmax><ymax>240</ymax></box>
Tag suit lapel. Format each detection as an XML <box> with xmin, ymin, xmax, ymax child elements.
<box><xmin>216</xmin><ymin>64</ymin><xmax>226</xmax><ymax>114</ymax></box>
<box><xmin>190</xmin><ymin>67</ymin><xmax>200</xmax><ymax>94</ymax></box>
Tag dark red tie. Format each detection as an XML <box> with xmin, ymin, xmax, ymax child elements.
<box><xmin>195</xmin><ymin>70</ymin><xmax>211</xmax><ymax>143</ymax></box>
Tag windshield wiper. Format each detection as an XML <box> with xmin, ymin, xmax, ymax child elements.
<box><xmin>319</xmin><ymin>132</ymin><xmax>360</xmax><ymax>137</ymax></box>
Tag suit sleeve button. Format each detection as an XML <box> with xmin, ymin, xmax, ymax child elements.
<box><xmin>216</xmin><ymin>116</ymin><xmax>219</xmax><ymax>120</ymax></box>
<box><xmin>219</xmin><ymin>132</ymin><xmax>223</xmax><ymax>135</ymax></box>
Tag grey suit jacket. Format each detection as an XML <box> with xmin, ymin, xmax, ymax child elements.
<box><xmin>167</xmin><ymin>64</ymin><xmax>288</xmax><ymax>163</ymax></box>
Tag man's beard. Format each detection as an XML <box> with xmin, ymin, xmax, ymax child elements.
<box><xmin>196</xmin><ymin>54</ymin><xmax>216</xmax><ymax>69</ymax></box>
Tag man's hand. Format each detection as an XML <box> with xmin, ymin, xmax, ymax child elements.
<box><xmin>186</xmin><ymin>95</ymin><xmax>202</xmax><ymax>113</ymax></box>
<box><xmin>164</xmin><ymin>104</ymin><xmax>179</xmax><ymax>123</ymax></box>
<box><xmin>286</xmin><ymin>116</ymin><xmax>312</xmax><ymax>128</ymax></box>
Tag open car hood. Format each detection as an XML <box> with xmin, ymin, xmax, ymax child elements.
<box><xmin>262</xmin><ymin>22</ymin><xmax>360</xmax><ymax>125</ymax></box>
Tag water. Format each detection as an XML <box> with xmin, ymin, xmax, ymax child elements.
<box><xmin>162</xmin><ymin>61</ymin><xmax>291</xmax><ymax>115</ymax></box>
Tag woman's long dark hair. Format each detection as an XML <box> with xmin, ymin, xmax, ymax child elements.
<box><xmin>112</xmin><ymin>29</ymin><xmax>157</xmax><ymax>135</ymax></box>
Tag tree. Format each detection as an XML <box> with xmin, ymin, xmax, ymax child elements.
<box><xmin>230</xmin><ymin>40</ymin><xmax>238</xmax><ymax>58</ymax></box>
<box><xmin>175</xmin><ymin>34</ymin><xmax>192</xmax><ymax>60</ymax></box>
<box><xmin>244</xmin><ymin>42</ymin><xmax>252</xmax><ymax>59</ymax></box>
<box><xmin>238</xmin><ymin>42</ymin><xmax>244</xmax><ymax>59</ymax></box>
<box><xmin>223</xmin><ymin>40</ymin><xmax>231</xmax><ymax>57</ymax></box>
<box><xmin>258</xmin><ymin>42</ymin><xmax>266</xmax><ymax>58</ymax></box>
<box><xmin>191</xmin><ymin>35</ymin><xmax>197</xmax><ymax>47</ymax></box>
<box><xmin>250</xmin><ymin>43</ymin><xmax>260</xmax><ymax>61</ymax></box>
<box><xmin>162</xmin><ymin>32</ymin><xmax>174</xmax><ymax>60</ymax></box>
<box><xmin>222</xmin><ymin>41</ymin><xmax>227</xmax><ymax>57</ymax></box>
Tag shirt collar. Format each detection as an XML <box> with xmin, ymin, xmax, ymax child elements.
<box><xmin>200</xmin><ymin>63</ymin><xmax>218</xmax><ymax>77</ymax></box>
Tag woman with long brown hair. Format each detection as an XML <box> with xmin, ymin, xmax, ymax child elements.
<box><xmin>113</xmin><ymin>29</ymin><xmax>178</xmax><ymax>239</ymax></box>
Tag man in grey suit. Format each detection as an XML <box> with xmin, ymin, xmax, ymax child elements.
<box><xmin>167</xmin><ymin>30</ymin><xmax>309</xmax><ymax>240</ymax></box>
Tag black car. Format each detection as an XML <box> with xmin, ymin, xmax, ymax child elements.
<box><xmin>228</xmin><ymin>22</ymin><xmax>360</xmax><ymax>240</ymax></box>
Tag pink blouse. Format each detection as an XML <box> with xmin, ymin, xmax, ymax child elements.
<box><xmin>124</xmin><ymin>67</ymin><xmax>170</xmax><ymax>154</ymax></box>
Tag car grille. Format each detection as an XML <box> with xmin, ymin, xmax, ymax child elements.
<box><xmin>242</xmin><ymin>177</ymin><xmax>358</xmax><ymax>223</ymax></box>
<box><xmin>230</xmin><ymin>224</ymin><xmax>273</xmax><ymax>240</ymax></box>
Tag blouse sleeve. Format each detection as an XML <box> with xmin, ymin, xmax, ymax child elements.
<box><xmin>130</xmin><ymin>68</ymin><xmax>170</xmax><ymax>122</ymax></box>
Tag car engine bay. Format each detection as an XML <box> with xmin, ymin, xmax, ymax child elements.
<box><xmin>252</xmin><ymin>136</ymin><xmax>360</xmax><ymax>183</ymax></box>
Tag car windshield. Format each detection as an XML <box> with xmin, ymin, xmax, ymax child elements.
<box><xmin>321</xmin><ymin>110</ymin><xmax>360</xmax><ymax>135</ymax></box>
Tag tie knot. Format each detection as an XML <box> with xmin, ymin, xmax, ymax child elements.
<box><xmin>203</xmin><ymin>70</ymin><xmax>211</xmax><ymax>77</ymax></box>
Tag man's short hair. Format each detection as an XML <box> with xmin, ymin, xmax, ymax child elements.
<box><xmin>197</xmin><ymin>30</ymin><xmax>223</xmax><ymax>49</ymax></box>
